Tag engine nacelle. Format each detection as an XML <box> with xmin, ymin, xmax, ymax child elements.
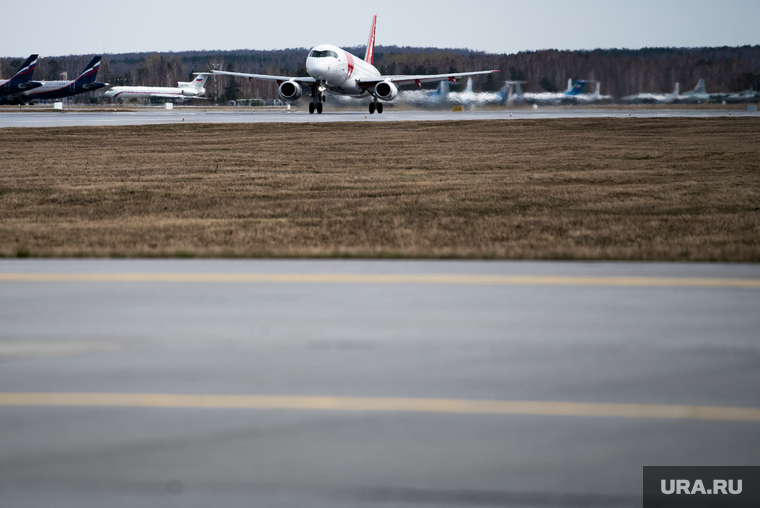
<box><xmin>279</xmin><ymin>81</ymin><xmax>302</xmax><ymax>101</ymax></box>
<box><xmin>182</xmin><ymin>88</ymin><xmax>203</xmax><ymax>96</ymax></box>
<box><xmin>374</xmin><ymin>81</ymin><xmax>398</xmax><ymax>101</ymax></box>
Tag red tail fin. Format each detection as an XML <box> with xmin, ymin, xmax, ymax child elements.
<box><xmin>364</xmin><ymin>15</ymin><xmax>377</xmax><ymax>65</ymax></box>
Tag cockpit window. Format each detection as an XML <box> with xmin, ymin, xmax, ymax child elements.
<box><xmin>309</xmin><ymin>50</ymin><xmax>338</xmax><ymax>59</ymax></box>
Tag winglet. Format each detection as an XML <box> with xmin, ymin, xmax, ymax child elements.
<box><xmin>364</xmin><ymin>15</ymin><xmax>377</xmax><ymax>65</ymax></box>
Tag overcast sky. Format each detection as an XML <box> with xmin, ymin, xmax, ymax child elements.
<box><xmin>4</xmin><ymin>0</ymin><xmax>759</xmax><ymax>58</ymax></box>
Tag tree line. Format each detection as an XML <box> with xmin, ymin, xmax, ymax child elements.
<box><xmin>2</xmin><ymin>45</ymin><xmax>758</xmax><ymax>103</ymax></box>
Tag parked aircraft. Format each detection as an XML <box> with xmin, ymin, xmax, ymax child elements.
<box><xmin>676</xmin><ymin>79</ymin><xmax>711</xmax><ymax>103</ymax></box>
<box><xmin>623</xmin><ymin>83</ymin><xmax>680</xmax><ymax>104</ymax></box>
<box><xmin>105</xmin><ymin>73</ymin><xmax>211</xmax><ymax>101</ymax></box>
<box><xmin>677</xmin><ymin>79</ymin><xmax>759</xmax><ymax>103</ymax></box>
<box><xmin>212</xmin><ymin>15</ymin><xmax>498</xmax><ymax>114</ymax></box>
<box><xmin>513</xmin><ymin>79</ymin><xmax>610</xmax><ymax>105</ymax></box>
<box><xmin>448</xmin><ymin>78</ymin><xmax>514</xmax><ymax>106</ymax></box>
<box><xmin>0</xmin><ymin>55</ymin><xmax>42</xmax><ymax>99</ymax></box>
<box><xmin>569</xmin><ymin>81</ymin><xmax>612</xmax><ymax>104</ymax></box>
<box><xmin>0</xmin><ymin>56</ymin><xmax>106</xmax><ymax>105</ymax></box>
<box><xmin>518</xmin><ymin>79</ymin><xmax>604</xmax><ymax>105</ymax></box>
<box><xmin>398</xmin><ymin>80</ymin><xmax>452</xmax><ymax>106</ymax></box>
<box><xmin>400</xmin><ymin>78</ymin><xmax>518</xmax><ymax>108</ymax></box>
<box><xmin>724</xmin><ymin>87</ymin><xmax>759</xmax><ymax>103</ymax></box>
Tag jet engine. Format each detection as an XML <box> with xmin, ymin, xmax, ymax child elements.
<box><xmin>182</xmin><ymin>88</ymin><xmax>203</xmax><ymax>96</ymax></box>
<box><xmin>374</xmin><ymin>81</ymin><xmax>398</xmax><ymax>101</ymax></box>
<box><xmin>279</xmin><ymin>81</ymin><xmax>302</xmax><ymax>101</ymax></box>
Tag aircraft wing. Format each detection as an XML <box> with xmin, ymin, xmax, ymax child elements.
<box><xmin>212</xmin><ymin>70</ymin><xmax>317</xmax><ymax>85</ymax></box>
<box><xmin>357</xmin><ymin>70</ymin><xmax>498</xmax><ymax>88</ymax></box>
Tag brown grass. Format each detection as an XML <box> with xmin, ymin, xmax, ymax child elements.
<box><xmin>1</xmin><ymin>118</ymin><xmax>758</xmax><ymax>260</ymax></box>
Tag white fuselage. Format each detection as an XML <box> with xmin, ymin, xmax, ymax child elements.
<box><xmin>24</xmin><ymin>81</ymin><xmax>77</xmax><ymax>97</ymax></box>
<box><xmin>305</xmin><ymin>44</ymin><xmax>381</xmax><ymax>98</ymax></box>
<box><xmin>105</xmin><ymin>85</ymin><xmax>205</xmax><ymax>100</ymax></box>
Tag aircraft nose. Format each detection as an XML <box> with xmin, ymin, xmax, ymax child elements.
<box><xmin>307</xmin><ymin>58</ymin><xmax>327</xmax><ymax>79</ymax></box>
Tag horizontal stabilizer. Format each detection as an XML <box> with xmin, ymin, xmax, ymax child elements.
<box><xmin>82</xmin><ymin>82</ymin><xmax>107</xmax><ymax>90</ymax></box>
<box><xmin>17</xmin><ymin>81</ymin><xmax>43</xmax><ymax>90</ymax></box>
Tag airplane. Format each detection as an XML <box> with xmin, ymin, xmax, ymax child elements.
<box><xmin>676</xmin><ymin>79</ymin><xmax>711</xmax><ymax>103</ymax></box>
<box><xmin>104</xmin><ymin>73</ymin><xmax>211</xmax><ymax>102</ymax></box>
<box><xmin>398</xmin><ymin>79</ymin><xmax>452</xmax><ymax>106</ymax></box>
<box><xmin>569</xmin><ymin>81</ymin><xmax>612</xmax><ymax>104</ymax></box>
<box><xmin>212</xmin><ymin>15</ymin><xmax>499</xmax><ymax>114</ymax></box>
<box><xmin>623</xmin><ymin>83</ymin><xmax>680</xmax><ymax>104</ymax></box>
<box><xmin>0</xmin><ymin>56</ymin><xmax>107</xmax><ymax>105</ymax></box>
<box><xmin>0</xmin><ymin>55</ymin><xmax>43</xmax><ymax>99</ymax></box>
<box><xmin>446</xmin><ymin>78</ymin><xmax>516</xmax><ymax>106</ymax></box>
<box><xmin>678</xmin><ymin>79</ymin><xmax>759</xmax><ymax>104</ymax></box>
<box><xmin>724</xmin><ymin>87</ymin><xmax>759</xmax><ymax>103</ymax></box>
<box><xmin>513</xmin><ymin>79</ymin><xmax>609</xmax><ymax>105</ymax></box>
<box><xmin>400</xmin><ymin>78</ymin><xmax>517</xmax><ymax>108</ymax></box>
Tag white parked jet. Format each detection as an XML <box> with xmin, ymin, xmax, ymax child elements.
<box><xmin>518</xmin><ymin>79</ymin><xmax>609</xmax><ymax>105</ymax></box>
<box><xmin>104</xmin><ymin>73</ymin><xmax>211</xmax><ymax>101</ymax></box>
<box><xmin>401</xmin><ymin>78</ymin><xmax>516</xmax><ymax>108</ymax></box>
<box><xmin>623</xmin><ymin>83</ymin><xmax>680</xmax><ymax>104</ymax></box>
<box><xmin>212</xmin><ymin>15</ymin><xmax>499</xmax><ymax>114</ymax></box>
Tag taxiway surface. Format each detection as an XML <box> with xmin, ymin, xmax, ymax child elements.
<box><xmin>0</xmin><ymin>107</ymin><xmax>756</xmax><ymax>128</ymax></box>
<box><xmin>1</xmin><ymin>259</ymin><xmax>759</xmax><ymax>507</ymax></box>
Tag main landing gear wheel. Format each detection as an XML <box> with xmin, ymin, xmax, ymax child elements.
<box><xmin>369</xmin><ymin>102</ymin><xmax>376</xmax><ymax>114</ymax></box>
<box><xmin>316</xmin><ymin>103</ymin><xmax>323</xmax><ymax>114</ymax></box>
<box><xmin>376</xmin><ymin>102</ymin><xmax>383</xmax><ymax>114</ymax></box>
<box><xmin>309</xmin><ymin>103</ymin><xmax>315</xmax><ymax>114</ymax></box>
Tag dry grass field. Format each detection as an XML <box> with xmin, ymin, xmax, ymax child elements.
<box><xmin>1</xmin><ymin>118</ymin><xmax>758</xmax><ymax>260</ymax></box>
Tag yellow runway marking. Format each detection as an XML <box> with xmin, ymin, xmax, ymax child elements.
<box><xmin>1</xmin><ymin>272</ymin><xmax>759</xmax><ymax>288</ymax></box>
<box><xmin>1</xmin><ymin>393</ymin><xmax>759</xmax><ymax>422</ymax></box>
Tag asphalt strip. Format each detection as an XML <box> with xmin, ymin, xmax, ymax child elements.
<box><xmin>1</xmin><ymin>272</ymin><xmax>759</xmax><ymax>288</ymax></box>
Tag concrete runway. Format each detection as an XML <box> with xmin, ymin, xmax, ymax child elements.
<box><xmin>1</xmin><ymin>259</ymin><xmax>759</xmax><ymax>507</ymax></box>
<box><xmin>0</xmin><ymin>107</ymin><xmax>756</xmax><ymax>128</ymax></box>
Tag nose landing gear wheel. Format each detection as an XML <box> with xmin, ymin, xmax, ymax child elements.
<box><xmin>316</xmin><ymin>103</ymin><xmax>323</xmax><ymax>114</ymax></box>
<box><xmin>309</xmin><ymin>103</ymin><xmax>316</xmax><ymax>114</ymax></box>
<box><xmin>369</xmin><ymin>102</ymin><xmax>376</xmax><ymax>114</ymax></box>
<box><xmin>376</xmin><ymin>102</ymin><xmax>383</xmax><ymax>114</ymax></box>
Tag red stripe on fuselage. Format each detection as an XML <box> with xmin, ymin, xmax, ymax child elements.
<box><xmin>346</xmin><ymin>52</ymin><xmax>355</xmax><ymax>78</ymax></box>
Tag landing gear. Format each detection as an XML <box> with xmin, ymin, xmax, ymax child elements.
<box><xmin>369</xmin><ymin>100</ymin><xmax>383</xmax><ymax>114</ymax></box>
<box><xmin>309</xmin><ymin>82</ymin><xmax>326</xmax><ymax>115</ymax></box>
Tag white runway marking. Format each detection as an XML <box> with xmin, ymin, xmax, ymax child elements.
<box><xmin>2</xmin><ymin>392</ymin><xmax>759</xmax><ymax>422</ymax></box>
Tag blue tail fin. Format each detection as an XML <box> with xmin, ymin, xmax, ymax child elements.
<box><xmin>74</xmin><ymin>56</ymin><xmax>102</xmax><ymax>83</ymax></box>
<box><xmin>10</xmin><ymin>54</ymin><xmax>39</xmax><ymax>82</ymax></box>
<box><xmin>565</xmin><ymin>80</ymin><xmax>586</xmax><ymax>96</ymax></box>
<box><xmin>431</xmin><ymin>80</ymin><xmax>449</xmax><ymax>97</ymax></box>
